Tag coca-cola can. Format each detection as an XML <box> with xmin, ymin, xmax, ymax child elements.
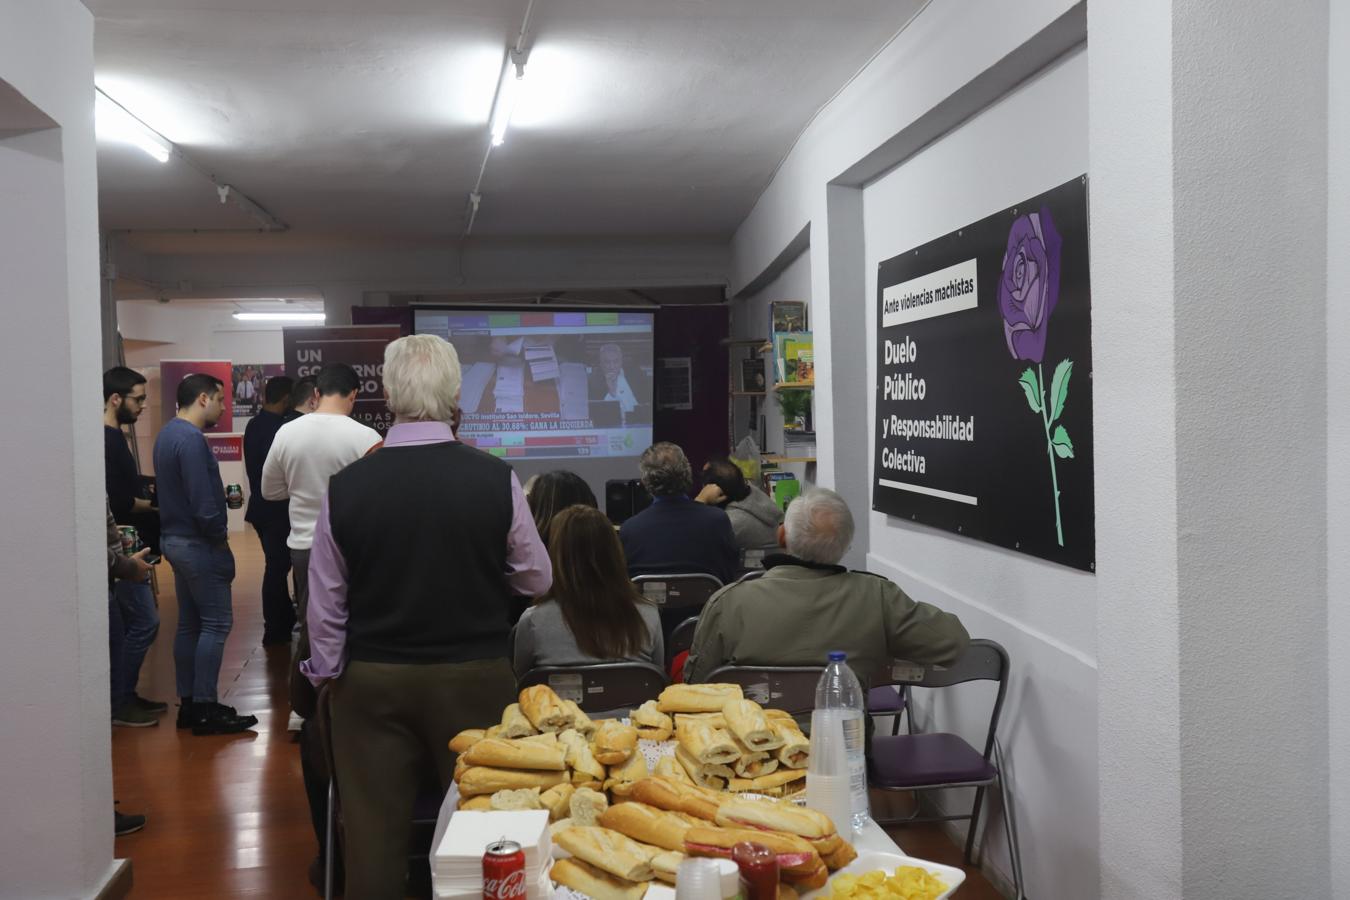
<box><xmin>483</xmin><ymin>839</ymin><xmax>527</xmax><ymax>900</ymax></box>
<box><xmin>118</xmin><ymin>525</ymin><xmax>140</xmax><ymax>554</ymax></box>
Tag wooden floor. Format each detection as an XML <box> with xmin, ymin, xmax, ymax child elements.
<box><xmin>112</xmin><ymin>532</ymin><xmax>1007</xmax><ymax>898</ymax></box>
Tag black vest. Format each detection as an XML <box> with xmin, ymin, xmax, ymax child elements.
<box><xmin>327</xmin><ymin>441</ymin><xmax>516</xmax><ymax>665</ymax></box>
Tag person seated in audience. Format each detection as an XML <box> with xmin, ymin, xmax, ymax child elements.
<box><xmin>694</xmin><ymin>456</ymin><xmax>783</xmax><ymax>550</ymax></box>
<box><xmin>526</xmin><ymin>469</ymin><xmax>598</xmax><ymax>544</ymax></box>
<box><xmin>620</xmin><ymin>442</ymin><xmax>738</xmax><ymax>585</ymax></box>
<box><xmin>685</xmin><ymin>487</ymin><xmax>969</xmax><ymax>688</ymax></box>
<box><xmin>512</xmin><ymin>504</ymin><xmax>663</xmax><ymax>677</ymax></box>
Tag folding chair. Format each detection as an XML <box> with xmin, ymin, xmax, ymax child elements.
<box><xmin>867</xmin><ymin>671</ymin><xmax>912</xmax><ymax>736</ymax></box>
<box><xmin>701</xmin><ymin>665</ymin><xmax>823</xmax><ymax>716</ymax></box>
<box><xmin>737</xmin><ymin>543</ymin><xmax>778</xmax><ymax>577</ymax></box>
<box><xmin>668</xmin><ymin>615</ymin><xmax>700</xmax><ymax>663</ymax></box>
<box><xmin>632</xmin><ymin>573</ymin><xmax>724</xmax><ymax>648</ymax></box>
<box><xmin>868</xmin><ymin>639</ymin><xmax>1025</xmax><ymax>899</ymax></box>
<box><xmin>517</xmin><ymin>662</ymin><xmax>669</xmax><ymax>717</ymax></box>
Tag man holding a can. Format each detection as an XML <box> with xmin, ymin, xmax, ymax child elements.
<box><xmin>154</xmin><ymin>373</ymin><xmax>258</xmax><ymax>736</ymax></box>
<box><xmin>103</xmin><ymin>366</ymin><xmax>165</xmax><ymax>728</ymax></box>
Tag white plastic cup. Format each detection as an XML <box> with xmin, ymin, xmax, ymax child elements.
<box><xmin>675</xmin><ymin>858</ymin><xmax>725</xmax><ymax>900</ymax></box>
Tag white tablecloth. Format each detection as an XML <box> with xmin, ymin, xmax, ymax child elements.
<box><xmin>431</xmin><ymin>785</ymin><xmax>906</xmax><ymax>899</ymax></box>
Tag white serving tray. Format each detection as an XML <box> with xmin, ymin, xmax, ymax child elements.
<box><xmin>801</xmin><ymin>850</ymin><xmax>966</xmax><ymax>900</ymax></box>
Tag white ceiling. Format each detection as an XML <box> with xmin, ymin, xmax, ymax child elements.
<box><xmin>89</xmin><ymin>0</ymin><xmax>922</xmax><ymax>251</ymax></box>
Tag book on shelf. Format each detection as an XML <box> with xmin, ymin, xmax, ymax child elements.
<box><xmin>774</xmin><ymin>331</ymin><xmax>813</xmax><ymax>383</ymax></box>
<box><xmin>739</xmin><ymin>358</ymin><xmax>766</xmax><ymax>392</ymax></box>
<box><xmin>770</xmin><ymin>300</ymin><xmax>808</xmax><ymax>334</ymax></box>
<box><xmin>764</xmin><ymin>470</ymin><xmax>801</xmax><ymax>511</ymax></box>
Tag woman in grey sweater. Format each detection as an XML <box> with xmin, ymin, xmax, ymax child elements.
<box><xmin>696</xmin><ymin>457</ymin><xmax>783</xmax><ymax>549</ymax></box>
<box><xmin>512</xmin><ymin>504</ymin><xmax>663</xmax><ymax>677</ymax></box>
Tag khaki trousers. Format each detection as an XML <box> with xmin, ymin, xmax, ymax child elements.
<box><xmin>330</xmin><ymin>656</ymin><xmax>516</xmax><ymax>900</ymax></box>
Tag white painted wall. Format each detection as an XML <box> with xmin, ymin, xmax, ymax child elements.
<box><xmin>1328</xmin><ymin>0</ymin><xmax>1349</xmax><ymax>894</ymax></box>
<box><xmin>862</xmin><ymin>50</ymin><xmax>1094</xmax><ymax>898</ymax></box>
<box><xmin>0</xmin><ymin>2</ymin><xmax>114</xmax><ymax>897</ymax></box>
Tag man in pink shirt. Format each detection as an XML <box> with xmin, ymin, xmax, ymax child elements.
<box><xmin>302</xmin><ymin>334</ymin><xmax>550</xmax><ymax>900</ymax></box>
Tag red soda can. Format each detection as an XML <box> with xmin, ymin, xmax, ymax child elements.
<box><xmin>483</xmin><ymin>839</ymin><xmax>527</xmax><ymax>900</ymax></box>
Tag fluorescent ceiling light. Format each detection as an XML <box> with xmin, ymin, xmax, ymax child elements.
<box><xmin>232</xmin><ymin>312</ymin><xmax>326</xmax><ymax>323</ymax></box>
<box><xmin>489</xmin><ymin>55</ymin><xmax>525</xmax><ymax>147</ymax></box>
<box><xmin>95</xmin><ymin>89</ymin><xmax>173</xmax><ymax>163</ymax></box>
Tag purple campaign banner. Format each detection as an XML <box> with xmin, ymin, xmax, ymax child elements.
<box><xmin>281</xmin><ymin>325</ymin><xmax>401</xmax><ymax>436</ymax></box>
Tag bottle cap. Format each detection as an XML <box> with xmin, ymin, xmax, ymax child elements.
<box><xmin>828</xmin><ymin>650</ymin><xmax>846</xmax><ymax>662</ymax></box>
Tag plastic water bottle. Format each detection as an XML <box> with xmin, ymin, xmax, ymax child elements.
<box><xmin>812</xmin><ymin>651</ymin><xmax>869</xmax><ymax>832</ymax></box>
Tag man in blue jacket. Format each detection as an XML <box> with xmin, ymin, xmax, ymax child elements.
<box><xmin>153</xmin><ymin>373</ymin><xmax>257</xmax><ymax>735</ymax></box>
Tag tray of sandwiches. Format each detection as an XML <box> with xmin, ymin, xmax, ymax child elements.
<box><xmin>445</xmin><ymin>683</ymin><xmax>851</xmax><ymax>899</ymax></box>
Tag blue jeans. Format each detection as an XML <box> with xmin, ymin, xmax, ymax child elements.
<box><xmin>113</xmin><ymin>578</ymin><xmax>159</xmax><ymax>704</ymax></box>
<box><xmin>163</xmin><ymin>535</ymin><xmax>236</xmax><ymax>703</ymax></box>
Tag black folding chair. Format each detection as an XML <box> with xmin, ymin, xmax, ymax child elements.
<box><xmin>632</xmin><ymin>573</ymin><xmax>723</xmax><ymax>648</ymax></box>
<box><xmin>701</xmin><ymin>665</ymin><xmax>824</xmax><ymax>716</ymax></box>
<box><xmin>517</xmin><ymin>662</ymin><xmax>669</xmax><ymax>717</ymax></box>
<box><xmin>868</xmin><ymin>639</ymin><xmax>1025</xmax><ymax>899</ymax></box>
<box><xmin>867</xmin><ymin>662</ymin><xmax>913</xmax><ymax>736</ymax></box>
<box><xmin>668</xmin><ymin>615</ymin><xmax>700</xmax><ymax>664</ymax></box>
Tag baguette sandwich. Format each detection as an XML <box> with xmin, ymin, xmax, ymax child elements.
<box><xmin>462</xmin><ymin>737</ymin><xmax>567</xmax><ymax>771</ymax></box>
<box><xmin>657</xmin><ymin>683</ymin><xmax>744</xmax><ymax>714</ymax></box>
<box><xmin>569</xmin><ymin>786</ymin><xmax>609</xmax><ymax>827</ymax></box>
<box><xmin>675</xmin><ymin>743</ymin><xmax>733</xmax><ymax>790</ymax></box>
<box><xmin>604</xmin><ymin>745</ymin><xmax>649</xmax><ymax>796</ymax></box>
<box><xmin>772</xmin><ymin>719</ymin><xmax>810</xmax><ymax>769</ymax></box>
<box><xmin>592</xmin><ymin>720</ymin><xmax>638</xmax><ymax>765</ymax></box>
<box><xmin>457</xmin><ymin>766</ymin><xmax>568</xmax><ymax>797</ymax></box>
<box><xmin>558</xmin><ymin>728</ymin><xmax>607</xmax><ymax>783</ymax></box>
<box><xmin>628</xmin><ymin>776</ymin><xmax>724</xmax><ymax>821</ymax></box>
<box><xmin>723</xmin><ymin>699</ymin><xmax>785</xmax><ymax>752</ymax></box>
<box><xmin>448</xmin><ymin>728</ymin><xmax>484</xmax><ymax>754</ymax></box>
<box><xmin>540</xmin><ymin>782</ymin><xmax>576</xmax><ymax>821</ymax></box>
<box><xmin>501</xmin><ymin>703</ymin><xmax>537</xmax><ymax>738</ymax></box>
<box><xmin>653</xmin><ymin>755</ymin><xmax>695</xmax><ymax>786</ymax></box>
<box><xmin>561</xmin><ymin>699</ymin><xmax>596</xmax><ymax>738</ymax></box>
<box><xmin>675</xmin><ymin>719</ymin><xmax>740</xmax><ymax>766</ymax></box>
<box><xmin>650</xmin><ymin>851</ymin><xmax>683</xmax><ymax>884</ymax></box>
<box><xmin>599</xmin><ymin>801</ymin><xmax>693</xmax><ymax>852</ymax></box>
<box><xmin>684</xmin><ymin>826</ymin><xmax>827</xmax><ymax>889</ymax></box>
<box><xmin>732</xmin><ymin>744</ymin><xmax>779</xmax><ymax>779</ymax></box>
<box><xmin>519</xmin><ymin>685</ymin><xmax>574</xmax><ymax>733</ymax></box>
<box><xmin>726</xmin><ymin>767</ymin><xmax>807</xmax><ymax>797</ymax></box>
<box><xmin>715</xmin><ymin>796</ymin><xmax>856</xmax><ymax>870</ymax></box>
<box><xmin>490</xmin><ymin>787</ymin><xmax>544</xmax><ymax>811</ymax></box>
<box><xmin>553</xmin><ymin>825</ymin><xmax>656</xmax><ymax>881</ymax></box>
<box><xmin>550</xmin><ymin>857</ymin><xmax>649</xmax><ymax>900</ymax></box>
<box><xmin>631</xmin><ymin>700</ymin><xmax>673</xmax><ymax>741</ymax></box>
<box><xmin>456</xmin><ymin>794</ymin><xmax>492</xmax><ymax>811</ymax></box>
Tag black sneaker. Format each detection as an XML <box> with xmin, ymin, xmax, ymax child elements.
<box><xmin>191</xmin><ymin>702</ymin><xmax>258</xmax><ymax>736</ymax></box>
<box><xmin>175</xmin><ymin>699</ymin><xmax>198</xmax><ymax>729</ymax></box>
<box><xmin>114</xmin><ymin>810</ymin><xmax>146</xmax><ymax>836</ymax></box>
<box><xmin>132</xmin><ymin>694</ymin><xmax>169</xmax><ymax>714</ymax></box>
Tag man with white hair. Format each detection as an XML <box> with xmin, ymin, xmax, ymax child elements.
<box><xmin>685</xmin><ymin>487</ymin><xmax>969</xmax><ymax>687</ymax></box>
<box><xmin>301</xmin><ymin>334</ymin><xmax>551</xmax><ymax>900</ymax></box>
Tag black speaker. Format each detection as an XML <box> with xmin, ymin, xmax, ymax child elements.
<box><xmin>605</xmin><ymin>479</ymin><xmax>652</xmax><ymax>524</ymax></box>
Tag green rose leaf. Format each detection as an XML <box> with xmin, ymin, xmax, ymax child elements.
<box><xmin>1049</xmin><ymin>359</ymin><xmax>1073</xmax><ymax>423</ymax></box>
<box><xmin>1051</xmin><ymin>424</ymin><xmax>1075</xmax><ymax>458</ymax></box>
<box><xmin>1017</xmin><ymin>368</ymin><xmax>1042</xmax><ymax>413</ymax></box>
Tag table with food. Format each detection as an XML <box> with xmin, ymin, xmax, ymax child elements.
<box><xmin>431</xmin><ymin>683</ymin><xmax>966</xmax><ymax>900</ymax></box>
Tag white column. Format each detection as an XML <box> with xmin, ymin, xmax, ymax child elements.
<box><xmin>0</xmin><ymin>2</ymin><xmax>114</xmax><ymax>896</ymax></box>
<box><xmin>321</xmin><ymin>284</ymin><xmax>363</xmax><ymax>326</ymax></box>
<box><xmin>1093</xmin><ymin>0</ymin><xmax>1332</xmax><ymax>897</ymax></box>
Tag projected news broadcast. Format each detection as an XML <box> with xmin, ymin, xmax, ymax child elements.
<box><xmin>414</xmin><ymin>307</ymin><xmax>655</xmax><ymax>461</ymax></box>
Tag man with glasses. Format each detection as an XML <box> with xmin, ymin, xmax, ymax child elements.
<box><xmin>103</xmin><ymin>366</ymin><xmax>166</xmax><ymax>727</ymax></box>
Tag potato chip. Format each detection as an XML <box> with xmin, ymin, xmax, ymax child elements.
<box><xmin>828</xmin><ymin>864</ymin><xmax>948</xmax><ymax>900</ymax></box>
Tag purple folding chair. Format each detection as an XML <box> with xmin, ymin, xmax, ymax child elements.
<box><xmin>869</xmin><ymin>639</ymin><xmax>1025</xmax><ymax>899</ymax></box>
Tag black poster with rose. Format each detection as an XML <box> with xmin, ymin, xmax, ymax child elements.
<box><xmin>872</xmin><ymin>176</ymin><xmax>1094</xmax><ymax>572</ymax></box>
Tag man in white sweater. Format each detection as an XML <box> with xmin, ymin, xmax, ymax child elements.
<box><xmin>262</xmin><ymin>362</ymin><xmax>382</xmax><ymax>645</ymax></box>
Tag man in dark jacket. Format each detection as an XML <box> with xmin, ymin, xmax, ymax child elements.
<box><xmin>243</xmin><ymin>375</ymin><xmax>295</xmax><ymax>645</ymax></box>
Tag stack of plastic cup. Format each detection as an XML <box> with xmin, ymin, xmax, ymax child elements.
<box><xmin>675</xmin><ymin>858</ymin><xmax>726</xmax><ymax>900</ymax></box>
<box><xmin>806</xmin><ymin>707</ymin><xmax>855</xmax><ymax>836</ymax></box>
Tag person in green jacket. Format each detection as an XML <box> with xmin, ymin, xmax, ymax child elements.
<box><xmin>684</xmin><ymin>487</ymin><xmax>969</xmax><ymax>688</ymax></box>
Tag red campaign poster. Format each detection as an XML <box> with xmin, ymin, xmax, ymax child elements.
<box><xmin>208</xmin><ymin>434</ymin><xmax>243</xmax><ymax>462</ymax></box>
<box><xmin>159</xmin><ymin>359</ymin><xmax>234</xmax><ymax>434</ymax></box>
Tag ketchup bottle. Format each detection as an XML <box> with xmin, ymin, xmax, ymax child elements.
<box><xmin>732</xmin><ymin>842</ymin><xmax>779</xmax><ymax>900</ymax></box>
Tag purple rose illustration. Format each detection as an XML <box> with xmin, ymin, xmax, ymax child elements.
<box><xmin>1000</xmin><ymin>207</ymin><xmax>1073</xmax><ymax>548</ymax></box>
<box><xmin>997</xmin><ymin>208</ymin><xmax>1062</xmax><ymax>364</ymax></box>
